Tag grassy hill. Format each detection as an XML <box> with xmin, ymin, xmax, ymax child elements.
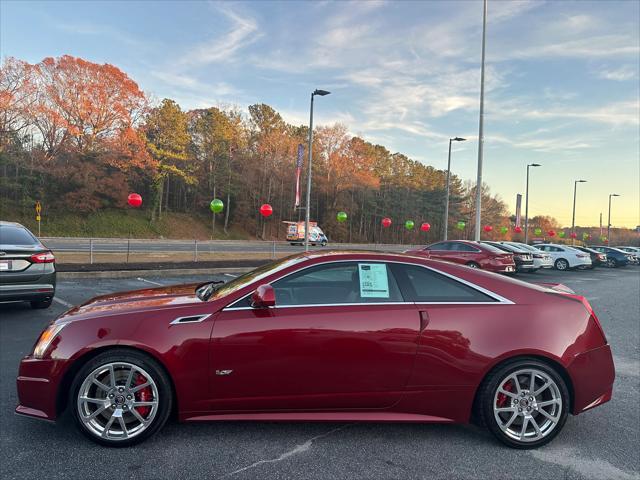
<box><xmin>0</xmin><ymin>205</ymin><xmax>250</xmax><ymax>240</ymax></box>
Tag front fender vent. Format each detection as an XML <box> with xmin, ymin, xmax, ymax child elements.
<box><xmin>170</xmin><ymin>314</ymin><xmax>211</xmax><ymax>325</ymax></box>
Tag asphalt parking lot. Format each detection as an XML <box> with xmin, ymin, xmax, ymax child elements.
<box><xmin>1</xmin><ymin>267</ymin><xmax>638</xmax><ymax>480</ymax></box>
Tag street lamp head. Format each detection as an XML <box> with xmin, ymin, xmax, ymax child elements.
<box><xmin>529</xmin><ymin>163</ymin><xmax>541</xmax><ymax>167</ymax></box>
<box><xmin>577</xmin><ymin>179</ymin><xmax>587</xmax><ymax>183</ymax></box>
<box><xmin>313</xmin><ymin>89</ymin><xmax>331</xmax><ymax>96</ymax></box>
<box><xmin>611</xmin><ymin>193</ymin><xmax>620</xmax><ymax>197</ymax></box>
<box><xmin>452</xmin><ymin>137</ymin><xmax>466</xmax><ymax>142</ymax></box>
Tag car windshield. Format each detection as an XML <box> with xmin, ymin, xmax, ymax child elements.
<box><xmin>508</xmin><ymin>243</ymin><xmax>537</xmax><ymax>252</ymax></box>
<box><xmin>201</xmin><ymin>254</ymin><xmax>307</xmax><ymax>301</ymax></box>
<box><xmin>0</xmin><ymin>226</ymin><xmax>38</xmax><ymax>246</ymax></box>
<box><xmin>481</xmin><ymin>243</ymin><xmax>508</xmax><ymax>254</ymax></box>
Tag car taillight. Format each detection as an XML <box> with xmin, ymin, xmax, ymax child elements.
<box><xmin>598</xmin><ymin>254</ymin><xmax>606</xmax><ymax>260</ymax></box>
<box><xmin>576</xmin><ymin>253</ymin><xmax>589</xmax><ymax>258</ymax></box>
<box><xmin>556</xmin><ymin>292</ymin><xmax>607</xmax><ymax>344</ymax></box>
<box><xmin>30</xmin><ymin>252</ymin><xmax>55</xmax><ymax>263</ymax></box>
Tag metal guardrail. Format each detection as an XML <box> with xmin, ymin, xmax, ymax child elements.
<box><xmin>40</xmin><ymin>237</ymin><xmax>421</xmax><ymax>264</ymax></box>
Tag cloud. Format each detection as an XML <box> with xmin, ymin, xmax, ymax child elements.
<box><xmin>179</xmin><ymin>4</ymin><xmax>261</xmax><ymax>66</ymax></box>
<box><xmin>596</xmin><ymin>65</ymin><xmax>638</xmax><ymax>81</ymax></box>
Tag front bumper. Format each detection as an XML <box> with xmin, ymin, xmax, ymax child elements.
<box><xmin>568</xmin><ymin>344</ymin><xmax>615</xmax><ymax>415</ymax></box>
<box><xmin>15</xmin><ymin>357</ymin><xmax>64</xmax><ymax>422</ymax></box>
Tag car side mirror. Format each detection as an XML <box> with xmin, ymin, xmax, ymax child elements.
<box><xmin>251</xmin><ymin>284</ymin><xmax>276</xmax><ymax>308</ymax></box>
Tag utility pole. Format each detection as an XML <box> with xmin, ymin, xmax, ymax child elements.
<box><xmin>474</xmin><ymin>0</ymin><xmax>488</xmax><ymax>241</ymax></box>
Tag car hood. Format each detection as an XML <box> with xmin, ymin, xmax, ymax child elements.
<box><xmin>56</xmin><ymin>283</ymin><xmax>209</xmax><ymax>322</ymax></box>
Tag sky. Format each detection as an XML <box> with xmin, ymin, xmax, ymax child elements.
<box><xmin>1</xmin><ymin>0</ymin><xmax>639</xmax><ymax>228</ymax></box>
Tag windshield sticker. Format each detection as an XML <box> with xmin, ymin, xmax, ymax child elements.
<box><xmin>358</xmin><ymin>264</ymin><xmax>390</xmax><ymax>298</ymax></box>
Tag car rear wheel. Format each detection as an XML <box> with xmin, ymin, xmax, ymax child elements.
<box><xmin>478</xmin><ymin>358</ymin><xmax>568</xmax><ymax>449</ymax></box>
<box><xmin>554</xmin><ymin>259</ymin><xmax>569</xmax><ymax>271</ymax></box>
<box><xmin>466</xmin><ymin>262</ymin><xmax>480</xmax><ymax>269</ymax></box>
<box><xmin>30</xmin><ymin>297</ymin><xmax>53</xmax><ymax>309</ymax></box>
<box><xmin>70</xmin><ymin>349</ymin><xmax>172</xmax><ymax>447</ymax></box>
<box><xmin>606</xmin><ymin>258</ymin><xmax>617</xmax><ymax>268</ymax></box>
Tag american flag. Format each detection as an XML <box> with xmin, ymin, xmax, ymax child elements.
<box><xmin>294</xmin><ymin>144</ymin><xmax>304</xmax><ymax>208</ymax></box>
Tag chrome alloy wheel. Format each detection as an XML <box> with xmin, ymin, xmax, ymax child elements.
<box><xmin>493</xmin><ymin>368</ymin><xmax>562</xmax><ymax>443</ymax></box>
<box><xmin>77</xmin><ymin>362</ymin><xmax>159</xmax><ymax>441</ymax></box>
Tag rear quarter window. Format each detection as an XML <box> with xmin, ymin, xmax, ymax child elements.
<box><xmin>391</xmin><ymin>264</ymin><xmax>497</xmax><ymax>303</ymax></box>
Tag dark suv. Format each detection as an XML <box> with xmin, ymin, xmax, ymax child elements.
<box><xmin>0</xmin><ymin>221</ymin><xmax>56</xmax><ymax>308</ymax></box>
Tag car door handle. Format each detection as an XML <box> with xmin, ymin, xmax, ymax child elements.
<box><xmin>419</xmin><ymin>310</ymin><xmax>430</xmax><ymax>332</ymax></box>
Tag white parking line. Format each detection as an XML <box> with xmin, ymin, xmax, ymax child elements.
<box><xmin>136</xmin><ymin>277</ymin><xmax>164</xmax><ymax>286</ymax></box>
<box><xmin>53</xmin><ymin>297</ymin><xmax>74</xmax><ymax>308</ymax></box>
<box><xmin>224</xmin><ymin>273</ymin><xmax>238</xmax><ymax>277</ymax></box>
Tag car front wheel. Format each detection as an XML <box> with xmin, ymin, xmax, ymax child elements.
<box><xmin>466</xmin><ymin>262</ymin><xmax>480</xmax><ymax>269</ymax></box>
<box><xmin>606</xmin><ymin>258</ymin><xmax>617</xmax><ymax>268</ymax></box>
<box><xmin>70</xmin><ymin>349</ymin><xmax>172</xmax><ymax>447</ymax></box>
<box><xmin>479</xmin><ymin>358</ymin><xmax>569</xmax><ymax>449</ymax></box>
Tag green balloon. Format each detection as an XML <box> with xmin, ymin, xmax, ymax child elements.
<box><xmin>456</xmin><ymin>221</ymin><xmax>466</xmax><ymax>230</ymax></box>
<box><xmin>405</xmin><ymin>220</ymin><xmax>415</xmax><ymax>230</ymax></box>
<box><xmin>210</xmin><ymin>198</ymin><xmax>224</xmax><ymax>213</ymax></box>
<box><xmin>500</xmin><ymin>226</ymin><xmax>508</xmax><ymax>234</ymax></box>
<box><xmin>534</xmin><ymin>228</ymin><xmax>542</xmax><ymax>235</ymax></box>
<box><xmin>336</xmin><ymin>211</ymin><xmax>347</xmax><ymax>222</ymax></box>
<box><xmin>558</xmin><ymin>231</ymin><xmax>566</xmax><ymax>238</ymax></box>
<box><xmin>582</xmin><ymin>233</ymin><xmax>589</xmax><ymax>240</ymax></box>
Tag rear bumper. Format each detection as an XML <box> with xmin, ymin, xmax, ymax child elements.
<box><xmin>568</xmin><ymin>344</ymin><xmax>615</xmax><ymax>415</ymax></box>
<box><xmin>15</xmin><ymin>357</ymin><xmax>63</xmax><ymax>422</ymax></box>
<box><xmin>0</xmin><ymin>283</ymin><xmax>55</xmax><ymax>301</ymax></box>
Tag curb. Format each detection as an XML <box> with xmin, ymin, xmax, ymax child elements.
<box><xmin>57</xmin><ymin>267</ymin><xmax>254</xmax><ymax>279</ymax></box>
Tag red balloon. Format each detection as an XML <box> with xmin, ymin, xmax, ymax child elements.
<box><xmin>514</xmin><ymin>226</ymin><xmax>523</xmax><ymax>233</ymax></box>
<box><xmin>259</xmin><ymin>204</ymin><xmax>273</xmax><ymax>217</ymax></box>
<box><xmin>548</xmin><ymin>230</ymin><xmax>556</xmax><ymax>237</ymax></box>
<box><xmin>381</xmin><ymin>217</ymin><xmax>392</xmax><ymax>228</ymax></box>
<box><xmin>420</xmin><ymin>222</ymin><xmax>431</xmax><ymax>232</ymax></box>
<box><xmin>483</xmin><ymin>225</ymin><xmax>493</xmax><ymax>232</ymax></box>
<box><xmin>127</xmin><ymin>193</ymin><xmax>142</xmax><ymax>208</ymax></box>
<box><xmin>570</xmin><ymin>232</ymin><xmax>578</xmax><ymax>239</ymax></box>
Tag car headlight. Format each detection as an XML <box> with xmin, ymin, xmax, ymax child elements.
<box><xmin>33</xmin><ymin>323</ymin><xmax>66</xmax><ymax>359</ymax></box>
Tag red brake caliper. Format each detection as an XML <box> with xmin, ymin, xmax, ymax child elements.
<box><xmin>497</xmin><ymin>380</ymin><xmax>513</xmax><ymax>407</ymax></box>
<box><xmin>134</xmin><ymin>374</ymin><xmax>152</xmax><ymax>417</ymax></box>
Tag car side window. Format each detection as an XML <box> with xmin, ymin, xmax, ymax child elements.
<box><xmin>456</xmin><ymin>243</ymin><xmax>479</xmax><ymax>252</ymax></box>
<box><xmin>391</xmin><ymin>264</ymin><xmax>496</xmax><ymax>303</ymax></box>
<box><xmin>271</xmin><ymin>262</ymin><xmax>404</xmax><ymax>306</ymax></box>
<box><xmin>427</xmin><ymin>242</ymin><xmax>450</xmax><ymax>251</ymax></box>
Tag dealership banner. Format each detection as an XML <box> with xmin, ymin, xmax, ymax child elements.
<box><xmin>515</xmin><ymin>194</ymin><xmax>522</xmax><ymax>227</ymax></box>
<box><xmin>294</xmin><ymin>144</ymin><xmax>304</xmax><ymax>208</ymax></box>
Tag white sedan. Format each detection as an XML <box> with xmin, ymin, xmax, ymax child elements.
<box><xmin>502</xmin><ymin>241</ymin><xmax>553</xmax><ymax>270</ymax></box>
<box><xmin>534</xmin><ymin>244</ymin><xmax>592</xmax><ymax>270</ymax></box>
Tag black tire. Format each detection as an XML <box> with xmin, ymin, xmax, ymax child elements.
<box><xmin>30</xmin><ymin>297</ymin><xmax>53</xmax><ymax>309</ymax></box>
<box><xmin>466</xmin><ymin>262</ymin><xmax>480</xmax><ymax>269</ymax></box>
<box><xmin>69</xmin><ymin>349</ymin><xmax>172</xmax><ymax>447</ymax></box>
<box><xmin>477</xmin><ymin>358</ymin><xmax>569</xmax><ymax>449</ymax></box>
<box><xmin>528</xmin><ymin>268</ymin><xmax>539</xmax><ymax>273</ymax></box>
<box><xmin>554</xmin><ymin>258</ymin><xmax>569</xmax><ymax>271</ymax></box>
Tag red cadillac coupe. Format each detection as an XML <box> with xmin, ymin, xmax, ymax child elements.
<box><xmin>16</xmin><ymin>251</ymin><xmax>614</xmax><ymax>448</ymax></box>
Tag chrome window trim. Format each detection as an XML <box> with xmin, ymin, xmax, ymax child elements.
<box><xmin>169</xmin><ymin>313</ymin><xmax>212</xmax><ymax>325</ymax></box>
<box><xmin>222</xmin><ymin>259</ymin><xmax>514</xmax><ymax>311</ymax></box>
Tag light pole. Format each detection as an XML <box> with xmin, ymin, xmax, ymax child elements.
<box><xmin>304</xmin><ymin>89</ymin><xmax>330</xmax><ymax>252</ymax></box>
<box><xmin>607</xmin><ymin>193</ymin><xmax>620</xmax><ymax>244</ymax></box>
<box><xmin>474</xmin><ymin>0</ymin><xmax>488</xmax><ymax>241</ymax></box>
<box><xmin>571</xmin><ymin>179</ymin><xmax>587</xmax><ymax>244</ymax></box>
<box><xmin>443</xmin><ymin>137</ymin><xmax>466</xmax><ymax>240</ymax></box>
<box><xmin>524</xmin><ymin>163</ymin><xmax>541</xmax><ymax>244</ymax></box>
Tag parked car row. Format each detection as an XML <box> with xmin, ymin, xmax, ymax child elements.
<box><xmin>406</xmin><ymin>239</ymin><xmax>639</xmax><ymax>273</ymax></box>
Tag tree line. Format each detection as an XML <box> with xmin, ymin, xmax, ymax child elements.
<box><xmin>2</xmin><ymin>55</ymin><xmax>518</xmax><ymax>243</ymax></box>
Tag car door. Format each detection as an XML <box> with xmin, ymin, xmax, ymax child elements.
<box><xmin>453</xmin><ymin>242</ymin><xmax>482</xmax><ymax>263</ymax></box>
<box><xmin>426</xmin><ymin>241</ymin><xmax>458</xmax><ymax>262</ymax></box>
<box><xmin>389</xmin><ymin>262</ymin><xmax>510</xmax><ymax>419</ymax></box>
<box><xmin>208</xmin><ymin>261</ymin><xmax>420</xmax><ymax>412</ymax></box>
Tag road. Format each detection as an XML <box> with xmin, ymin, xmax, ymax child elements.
<box><xmin>1</xmin><ymin>267</ymin><xmax>639</xmax><ymax>480</ymax></box>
